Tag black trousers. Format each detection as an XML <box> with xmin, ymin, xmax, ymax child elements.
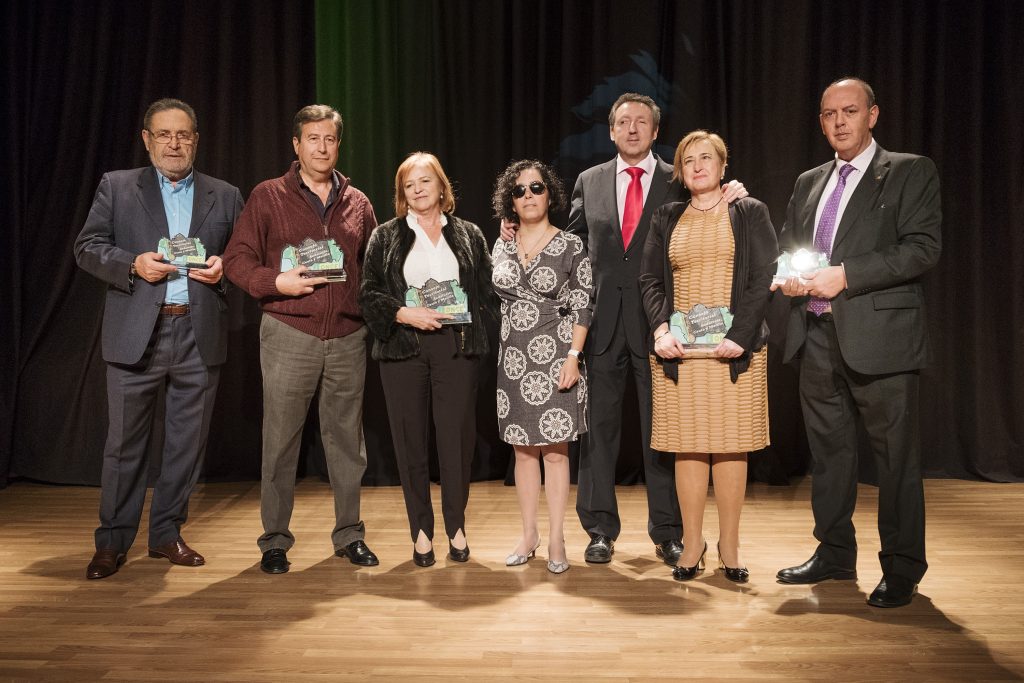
<box><xmin>575</xmin><ymin>309</ymin><xmax>682</xmax><ymax>544</ymax></box>
<box><xmin>378</xmin><ymin>328</ymin><xmax>478</xmax><ymax>542</ymax></box>
<box><xmin>96</xmin><ymin>312</ymin><xmax>220</xmax><ymax>552</ymax></box>
<box><xmin>799</xmin><ymin>314</ymin><xmax>927</xmax><ymax>583</ymax></box>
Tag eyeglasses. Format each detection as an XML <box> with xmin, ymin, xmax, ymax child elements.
<box><xmin>147</xmin><ymin>130</ymin><xmax>197</xmax><ymax>145</ymax></box>
<box><xmin>511</xmin><ymin>181</ymin><xmax>546</xmax><ymax>199</ymax></box>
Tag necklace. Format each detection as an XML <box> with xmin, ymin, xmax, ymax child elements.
<box><xmin>516</xmin><ymin>226</ymin><xmax>551</xmax><ymax>263</ymax></box>
<box><xmin>689</xmin><ymin>195</ymin><xmax>724</xmax><ymax>212</ymax></box>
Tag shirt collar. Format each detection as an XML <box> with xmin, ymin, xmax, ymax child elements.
<box><xmin>296</xmin><ymin>166</ymin><xmax>341</xmax><ymax>192</ymax></box>
<box><xmin>835</xmin><ymin>138</ymin><xmax>877</xmax><ymax>175</ymax></box>
<box><xmin>155</xmin><ymin>167</ymin><xmax>194</xmax><ymax>190</ymax></box>
<box><xmin>616</xmin><ymin>150</ymin><xmax>656</xmax><ymax>176</ymax></box>
<box><xmin>406</xmin><ymin>212</ymin><xmax>449</xmax><ymax>230</ymax></box>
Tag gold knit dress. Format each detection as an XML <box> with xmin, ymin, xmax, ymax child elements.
<box><xmin>650</xmin><ymin>208</ymin><xmax>769</xmax><ymax>453</ymax></box>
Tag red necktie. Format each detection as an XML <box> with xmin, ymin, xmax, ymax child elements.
<box><xmin>621</xmin><ymin>166</ymin><xmax>644</xmax><ymax>248</ymax></box>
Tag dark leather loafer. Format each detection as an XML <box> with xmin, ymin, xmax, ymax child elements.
<box><xmin>867</xmin><ymin>576</ymin><xmax>918</xmax><ymax>608</ymax></box>
<box><xmin>148</xmin><ymin>537</ymin><xmax>205</xmax><ymax>566</ymax></box>
<box><xmin>448</xmin><ymin>541</ymin><xmax>470</xmax><ymax>563</ymax></box>
<box><xmin>261</xmin><ymin>548</ymin><xmax>290</xmax><ymax>574</ymax></box>
<box><xmin>776</xmin><ymin>554</ymin><xmax>856</xmax><ymax>584</ymax></box>
<box><xmin>584</xmin><ymin>535</ymin><xmax>614</xmax><ymax>563</ymax></box>
<box><xmin>655</xmin><ymin>539</ymin><xmax>684</xmax><ymax>566</ymax></box>
<box><xmin>86</xmin><ymin>549</ymin><xmax>126</xmax><ymax>579</ymax></box>
<box><xmin>336</xmin><ymin>539</ymin><xmax>379</xmax><ymax>566</ymax></box>
<box><xmin>413</xmin><ymin>549</ymin><xmax>436</xmax><ymax>567</ymax></box>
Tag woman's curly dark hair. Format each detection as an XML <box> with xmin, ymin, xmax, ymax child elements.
<box><xmin>491</xmin><ymin>159</ymin><xmax>567</xmax><ymax>222</ymax></box>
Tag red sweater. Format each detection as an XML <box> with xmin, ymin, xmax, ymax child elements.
<box><xmin>223</xmin><ymin>162</ymin><xmax>377</xmax><ymax>339</ymax></box>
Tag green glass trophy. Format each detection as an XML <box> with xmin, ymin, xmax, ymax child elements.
<box><xmin>404</xmin><ymin>278</ymin><xmax>471</xmax><ymax>324</ymax></box>
<box><xmin>157</xmin><ymin>233</ymin><xmax>207</xmax><ymax>273</ymax></box>
<box><xmin>669</xmin><ymin>304</ymin><xmax>734</xmax><ymax>357</ymax></box>
<box><xmin>281</xmin><ymin>237</ymin><xmax>346</xmax><ymax>282</ymax></box>
<box><xmin>774</xmin><ymin>248</ymin><xmax>829</xmax><ymax>285</ymax></box>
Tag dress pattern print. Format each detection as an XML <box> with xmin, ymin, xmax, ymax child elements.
<box><xmin>492</xmin><ymin>231</ymin><xmax>593</xmax><ymax>446</ymax></box>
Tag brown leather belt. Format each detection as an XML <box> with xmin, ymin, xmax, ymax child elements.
<box><xmin>159</xmin><ymin>304</ymin><xmax>190</xmax><ymax>316</ymax></box>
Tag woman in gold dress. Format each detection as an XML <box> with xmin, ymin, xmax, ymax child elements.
<box><xmin>639</xmin><ymin>130</ymin><xmax>778</xmax><ymax>583</ymax></box>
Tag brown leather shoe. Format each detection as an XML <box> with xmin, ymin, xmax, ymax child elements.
<box><xmin>86</xmin><ymin>549</ymin><xmax>126</xmax><ymax>579</ymax></box>
<box><xmin>148</xmin><ymin>537</ymin><xmax>205</xmax><ymax>566</ymax></box>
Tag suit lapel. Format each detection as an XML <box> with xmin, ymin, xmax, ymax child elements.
<box><xmin>189</xmin><ymin>172</ymin><xmax>215</xmax><ymax>237</ymax></box>
<box><xmin>137</xmin><ymin>168</ymin><xmax>170</xmax><ymax>238</ymax></box>
<box><xmin>594</xmin><ymin>160</ymin><xmax>622</xmax><ymax>249</ymax></box>
<box><xmin>833</xmin><ymin>147</ymin><xmax>889</xmax><ymax>252</ymax></box>
<box><xmin>803</xmin><ymin>165</ymin><xmax>832</xmax><ymax>241</ymax></box>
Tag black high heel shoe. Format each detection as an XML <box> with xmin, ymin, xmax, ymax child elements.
<box><xmin>717</xmin><ymin>542</ymin><xmax>749</xmax><ymax>583</ymax></box>
<box><xmin>448</xmin><ymin>540</ymin><xmax>470</xmax><ymax>563</ymax></box>
<box><xmin>413</xmin><ymin>548</ymin><xmax>435</xmax><ymax>567</ymax></box>
<box><xmin>672</xmin><ymin>542</ymin><xmax>707</xmax><ymax>581</ymax></box>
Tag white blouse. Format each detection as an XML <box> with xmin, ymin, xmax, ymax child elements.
<box><xmin>402</xmin><ymin>213</ymin><xmax>461</xmax><ymax>288</ymax></box>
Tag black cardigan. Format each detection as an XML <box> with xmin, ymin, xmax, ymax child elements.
<box><xmin>359</xmin><ymin>214</ymin><xmax>499</xmax><ymax>361</ymax></box>
<box><xmin>639</xmin><ymin>197</ymin><xmax>778</xmax><ymax>382</ymax></box>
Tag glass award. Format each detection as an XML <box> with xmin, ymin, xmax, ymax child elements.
<box><xmin>157</xmin><ymin>233</ymin><xmax>207</xmax><ymax>273</ymax></box>
<box><xmin>281</xmin><ymin>237</ymin><xmax>346</xmax><ymax>282</ymax></box>
<box><xmin>669</xmin><ymin>304</ymin><xmax>733</xmax><ymax>356</ymax></box>
<box><xmin>774</xmin><ymin>248</ymin><xmax>829</xmax><ymax>285</ymax></box>
<box><xmin>405</xmin><ymin>278</ymin><xmax>471</xmax><ymax>325</ymax></box>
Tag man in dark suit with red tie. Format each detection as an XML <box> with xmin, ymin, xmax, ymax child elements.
<box><xmin>773</xmin><ymin>78</ymin><xmax>942</xmax><ymax>607</ymax></box>
<box><xmin>76</xmin><ymin>99</ymin><xmax>243</xmax><ymax>579</ymax></box>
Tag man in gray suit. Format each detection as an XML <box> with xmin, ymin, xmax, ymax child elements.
<box><xmin>773</xmin><ymin>78</ymin><xmax>941</xmax><ymax>607</ymax></box>
<box><xmin>75</xmin><ymin>98</ymin><xmax>243</xmax><ymax>579</ymax></box>
<box><xmin>563</xmin><ymin>93</ymin><xmax>745</xmax><ymax>565</ymax></box>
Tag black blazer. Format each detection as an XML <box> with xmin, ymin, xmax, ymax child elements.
<box><xmin>359</xmin><ymin>214</ymin><xmax>498</xmax><ymax>361</ymax></box>
<box><xmin>639</xmin><ymin>197</ymin><xmax>778</xmax><ymax>381</ymax></box>
<box><xmin>566</xmin><ymin>155</ymin><xmax>684</xmax><ymax>356</ymax></box>
<box><xmin>75</xmin><ymin>167</ymin><xmax>244</xmax><ymax>366</ymax></box>
<box><xmin>777</xmin><ymin>145</ymin><xmax>942</xmax><ymax>374</ymax></box>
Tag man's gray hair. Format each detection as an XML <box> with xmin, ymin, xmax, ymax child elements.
<box><xmin>144</xmin><ymin>98</ymin><xmax>197</xmax><ymax>132</ymax></box>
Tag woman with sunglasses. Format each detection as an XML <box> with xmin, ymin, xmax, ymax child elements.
<box><xmin>490</xmin><ymin>160</ymin><xmax>592</xmax><ymax>574</ymax></box>
<box><xmin>360</xmin><ymin>152</ymin><xmax>498</xmax><ymax>567</ymax></box>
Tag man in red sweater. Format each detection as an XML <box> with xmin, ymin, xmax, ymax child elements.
<box><xmin>223</xmin><ymin>105</ymin><xmax>379</xmax><ymax>574</ymax></box>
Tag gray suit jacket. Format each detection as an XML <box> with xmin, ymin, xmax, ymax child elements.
<box><xmin>778</xmin><ymin>145</ymin><xmax>942</xmax><ymax>375</ymax></box>
<box><xmin>566</xmin><ymin>155</ymin><xmax>683</xmax><ymax>355</ymax></box>
<box><xmin>75</xmin><ymin>166</ymin><xmax>244</xmax><ymax>366</ymax></box>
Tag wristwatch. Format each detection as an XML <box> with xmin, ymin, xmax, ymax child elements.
<box><xmin>567</xmin><ymin>349</ymin><xmax>581</xmax><ymax>359</ymax></box>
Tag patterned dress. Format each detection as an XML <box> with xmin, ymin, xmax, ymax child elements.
<box><xmin>492</xmin><ymin>231</ymin><xmax>593</xmax><ymax>446</ymax></box>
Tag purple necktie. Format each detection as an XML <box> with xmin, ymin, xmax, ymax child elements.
<box><xmin>808</xmin><ymin>163</ymin><xmax>856</xmax><ymax>316</ymax></box>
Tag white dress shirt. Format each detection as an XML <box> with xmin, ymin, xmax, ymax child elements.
<box><xmin>813</xmin><ymin>139</ymin><xmax>878</xmax><ymax>252</ymax></box>
<box><xmin>615</xmin><ymin>151</ymin><xmax>657</xmax><ymax>229</ymax></box>
<box><xmin>402</xmin><ymin>213</ymin><xmax>460</xmax><ymax>288</ymax></box>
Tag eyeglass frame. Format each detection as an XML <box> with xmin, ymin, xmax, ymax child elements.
<box><xmin>145</xmin><ymin>129</ymin><xmax>198</xmax><ymax>145</ymax></box>
<box><xmin>511</xmin><ymin>181</ymin><xmax>547</xmax><ymax>199</ymax></box>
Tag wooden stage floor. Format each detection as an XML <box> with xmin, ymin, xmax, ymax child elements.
<box><xmin>1</xmin><ymin>478</ymin><xmax>1022</xmax><ymax>681</ymax></box>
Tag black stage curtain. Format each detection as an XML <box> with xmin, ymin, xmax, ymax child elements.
<box><xmin>3</xmin><ymin>1</ymin><xmax>1021</xmax><ymax>490</ymax></box>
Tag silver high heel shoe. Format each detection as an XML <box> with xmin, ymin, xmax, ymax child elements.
<box><xmin>505</xmin><ymin>539</ymin><xmax>541</xmax><ymax>567</ymax></box>
<box><xmin>547</xmin><ymin>542</ymin><xmax>570</xmax><ymax>574</ymax></box>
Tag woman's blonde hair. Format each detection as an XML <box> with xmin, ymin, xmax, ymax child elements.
<box><xmin>672</xmin><ymin>130</ymin><xmax>728</xmax><ymax>185</ymax></box>
<box><xmin>393</xmin><ymin>152</ymin><xmax>456</xmax><ymax>217</ymax></box>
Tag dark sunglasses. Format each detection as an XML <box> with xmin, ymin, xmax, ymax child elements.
<box><xmin>511</xmin><ymin>181</ymin><xmax>547</xmax><ymax>199</ymax></box>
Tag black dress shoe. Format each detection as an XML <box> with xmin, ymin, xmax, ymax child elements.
<box><xmin>86</xmin><ymin>549</ymin><xmax>127</xmax><ymax>580</ymax></box>
<box><xmin>413</xmin><ymin>548</ymin><xmax>436</xmax><ymax>567</ymax></box>
<box><xmin>776</xmin><ymin>554</ymin><xmax>856</xmax><ymax>584</ymax></box>
<box><xmin>867</xmin><ymin>576</ymin><xmax>918</xmax><ymax>608</ymax></box>
<box><xmin>654</xmin><ymin>539</ymin><xmax>684</xmax><ymax>566</ymax></box>
<box><xmin>336</xmin><ymin>539</ymin><xmax>380</xmax><ymax>566</ymax></box>
<box><xmin>448</xmin><ymin>541</ymin><xmax>470</xmax><ymax>563</ymax></box>
<box><xmin>260</xmin><ymin>548</ymin><xmax>290</xmax><ymax>574</ymax></box>
<box><xmin>672</xmin><ymin>542</ymin><xmax>707</xmax><ymax>581</ymax></box>
<box><xmin>584</xmin><ymin>535</ymin><xmax>614</xmax><ymax>563</ymax></box>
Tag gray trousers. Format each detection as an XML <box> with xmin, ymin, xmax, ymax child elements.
<box><xmin>96</xmin><ymin>312</ymin><xmax>220</xmax><ymax>552</ymax></box>
<box><xmin>257</xmin><ymin>314</ymin><xmax>368</xmax><ymax>553</ymax></box>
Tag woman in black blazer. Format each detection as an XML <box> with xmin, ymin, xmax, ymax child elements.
<box><xmin>639</xmin><ymin>130</ymin><xmax>778</xmax><ymax>583</ymax></box>
<box><xmin>360</xmin><ymin>152</ymin><xmax>498</xmax><ymax>567</ymax></box>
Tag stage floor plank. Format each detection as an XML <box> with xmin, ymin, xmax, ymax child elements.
<box><xmin>1</xmin><ymin>479</ymin><xmax>1022</xmax><ymax>681</ymax></box>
